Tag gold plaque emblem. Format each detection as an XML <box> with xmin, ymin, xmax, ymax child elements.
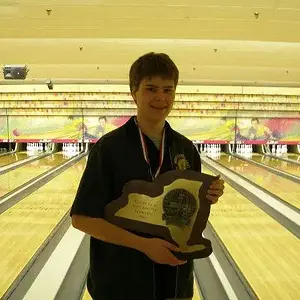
<box><xmin>174</xmin><ymin>154</ymin><xmax>190</xmax><ymax>170</ymax></box>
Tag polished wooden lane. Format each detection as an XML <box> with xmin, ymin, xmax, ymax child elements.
<box><xmin>204</xmin><ymin>166</ymin><xmax>300</xmax><ymax>300</ymax></box>
<box><xmin>0</xmin><ymin>152</ymin><xmax>30</xmax><ymax>167</ymax></box>
<box><xmin>0</xmin><ymin>157</ymin><xmax>87</xmax><ymax>298</ymax></box>
<box><xmin>286</xmin><ymin>153</ymin><xmax>300</xmax><ymax>162</ymax></box>
<box><xmin>82</xmin><ymin>277</ymin><xmax>202</xmax><ymax>300</ymax></box>
<box><xmin>251</xmin><ymin>153</ymin><xmax>300</xmax><ymax>177</ymax></box>
<box><xmin>215</xmin><ymin>154</ymin><xmax>300</xmax><ymax>209</ymax></box>
<box><xmin>0</xmin><ymin>152</ymin><xmax>71</xmax><ymax>198</ymax></box>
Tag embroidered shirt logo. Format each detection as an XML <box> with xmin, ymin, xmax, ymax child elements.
<box><xmin>174</xmin><ymin>154</ymin><xmax>190</xmax><ymax>170</ymax></box>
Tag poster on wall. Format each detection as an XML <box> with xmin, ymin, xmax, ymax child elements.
<box><xmin>167</xmin><ymin>117</ymin><xmax>236</xmax><ymax>142</ymax></box>
<box><xmin>72</xmin><ymin>116</ymin><xmax>300</xmax><ymax>144</ymax></box>
<box><xmin>234</xmin><ymin>117</ymin><xmax>300</xmax><ymax>143</ymax></box>
<box><xmin>4</xmin><ymin>115</ymin><xmax>300</xmax><ymax>144</ymax></box>
<box><xmin>82</xmin><ymin>116</ymin><xmax>129</xmax><ymax>142</ymax></box>
<box><xmin>8</xmin><ymin>115</ymin><xmax>83</xmax><ymax>142</ymax></box>
<box><xmin>7</xmin><ymin>115</ymin><xmax>130</xmax><ymax>142</ymax></box>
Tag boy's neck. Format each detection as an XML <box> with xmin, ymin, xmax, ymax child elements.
<box><xmin>136</xmin><ymin>115</ymin><xmax>165</xmax><ymax>139</ymax></box>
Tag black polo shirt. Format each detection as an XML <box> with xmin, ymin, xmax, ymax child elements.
<box><xmin>70</xmin><ymin>116</ymin><xmax>202</xmax><ymax>300</ymax></box>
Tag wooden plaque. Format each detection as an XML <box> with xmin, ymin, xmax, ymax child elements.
<box><xmin>104</xmin><ymin>170</ymin><xmax>217</xmax><ymax>260</ymax></box>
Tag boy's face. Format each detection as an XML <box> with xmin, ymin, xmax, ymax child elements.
<box><xmin>132</xmin><ymin>76</ymin><xmax>175</xmax><ymax>124</ymax></box>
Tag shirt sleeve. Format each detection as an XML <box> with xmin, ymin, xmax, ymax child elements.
<box><xmin>70</xmin><ymin>140</ymin><xmax>112</xmax><ymax>218</ymax></box>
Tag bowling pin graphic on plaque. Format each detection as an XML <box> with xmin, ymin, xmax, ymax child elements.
<box><xmin>104</xmin><ymin>169</ymin><xmax>217</xmax><ymax>260</ymax></box>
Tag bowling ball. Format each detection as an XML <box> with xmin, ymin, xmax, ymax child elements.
<box><xmin>12</xmin><ymin>128</ymin><xmax>21</xmax><ymax>136</ymax></box>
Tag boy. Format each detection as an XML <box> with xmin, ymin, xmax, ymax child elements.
<box><xmin>70</xmin><ymin>52</ymin><xmax>224</xmax><ymax>300</ymax></box>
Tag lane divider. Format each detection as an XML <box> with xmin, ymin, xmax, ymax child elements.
<box><xmin>0</xmin><ymin>152</ymin><xmax>87</xmax><ymax>214</ymax></box>
<box><xmin>0</xmin><ymin>151</ymin><xmax>53</xmax><ymax>175</ymax></box>
<box><xmin>22</xmin><ymin>227</ymin><xmax>86</xmax><ymax>300</ymax></box>
<box><xmin>234</xmin><ymin>154</ymin><xmax>300</xmax><ymax>184</ymax></box>
<box><xmin>202</xmin><ymin>156</ymin><xmax>300</xmax><ymax>235</ymax></box>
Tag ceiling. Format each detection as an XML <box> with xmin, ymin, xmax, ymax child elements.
<box><xmin>0</xmin><ymin>0</ymin><xmax>300</xmax><ymax>87</ymax></box>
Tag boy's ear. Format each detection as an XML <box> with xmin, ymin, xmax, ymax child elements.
<box><xmin>132</xmin><ymin>91</ymin><xmax>137</xmax><ymax>104</ymax></box>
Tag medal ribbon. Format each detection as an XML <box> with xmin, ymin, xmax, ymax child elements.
<box><xmin>135</xmin><ymin>118</ymin><xmax>165</xmax><ymax>180</ymax></box>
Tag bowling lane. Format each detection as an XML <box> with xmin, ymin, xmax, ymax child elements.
<box><xmin>203</xmin><ymin>166</ymin><xmax>300</xmax><ymax>300</ymax></box>
<box><xmin>0</xmin><ymin>156</ymin><xmax>87</xmax><ymax>298</ymax></box>
<box><xmin>250</xmin><ymin>153</ymin><xmax>300</xmax><ymax>177</ymax></box>
<box><xmin>286</xmin><ymin>153</ymin><xmax>300</xmax><ymax>162</ymax></box>
<box><xmin>0</xmin><ymin>152</ymin><xmax>74</xmax><ymax>198</ymax></box>
<box><xmin>214</xmin><ymin>154</ymin><xmax>300</xmax><ymax>209</ymax></box>
<box><xmin>0</xmin><ymin>152</ymin><xmax>30</xmax><ymax>167</ymax></box>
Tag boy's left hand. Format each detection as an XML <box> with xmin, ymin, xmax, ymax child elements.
<box><xmin>206</xmin><ymin>175</ymin><xmax>225</xmax><ymax>204</ymax></box>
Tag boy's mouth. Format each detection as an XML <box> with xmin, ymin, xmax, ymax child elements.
<box><xmin>150</xmin><ymin>105</ymin><xmax>167</xmax><ymax>110</ymax></box>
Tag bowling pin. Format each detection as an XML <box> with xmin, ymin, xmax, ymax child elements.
<box><xmin>272</xmin><ymin>145</ymin><xmax>275</xmax><ymax>154</ymax></box>
<box><xmin>240</xmin><ymin>145</ymin><xmax>243</xmax><ymax>155</ymax></box>
<box><xmin>276</xmin><ymin>145</ymin><xmax>281</xmax><ymax>155</ymax></box>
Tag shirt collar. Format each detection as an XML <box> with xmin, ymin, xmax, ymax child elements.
<box><xmin>125</xmin><ymin>116</ymin><xmax>174</xmax><ymax>146</ymax></box>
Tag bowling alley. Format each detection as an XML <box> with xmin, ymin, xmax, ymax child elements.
<box><xmin>0</xmin><ymin>1</ymin><xmax>299</xmax><ymax>300</ymax></box>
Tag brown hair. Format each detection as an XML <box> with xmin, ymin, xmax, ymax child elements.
<box><xmin>129</xmin><ymin>52</ymin><xmax>179</xmax><ymax>93</ymax></box>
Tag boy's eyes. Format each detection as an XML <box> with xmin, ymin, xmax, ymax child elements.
<box><xmin>146</xmin><ymin>87</ymin><xmax>173</xmax><ymax>93</ymax></box>
<box><xmin>146</xmin><ymin>87</ymin><xmax>156</xmax><ymax>92</ymax></box>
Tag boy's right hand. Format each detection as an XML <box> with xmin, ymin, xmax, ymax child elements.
<box><xmin>141</xmin><ymin>238</ymin><xmax>187</xmax><ymax>266</ymax></box>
